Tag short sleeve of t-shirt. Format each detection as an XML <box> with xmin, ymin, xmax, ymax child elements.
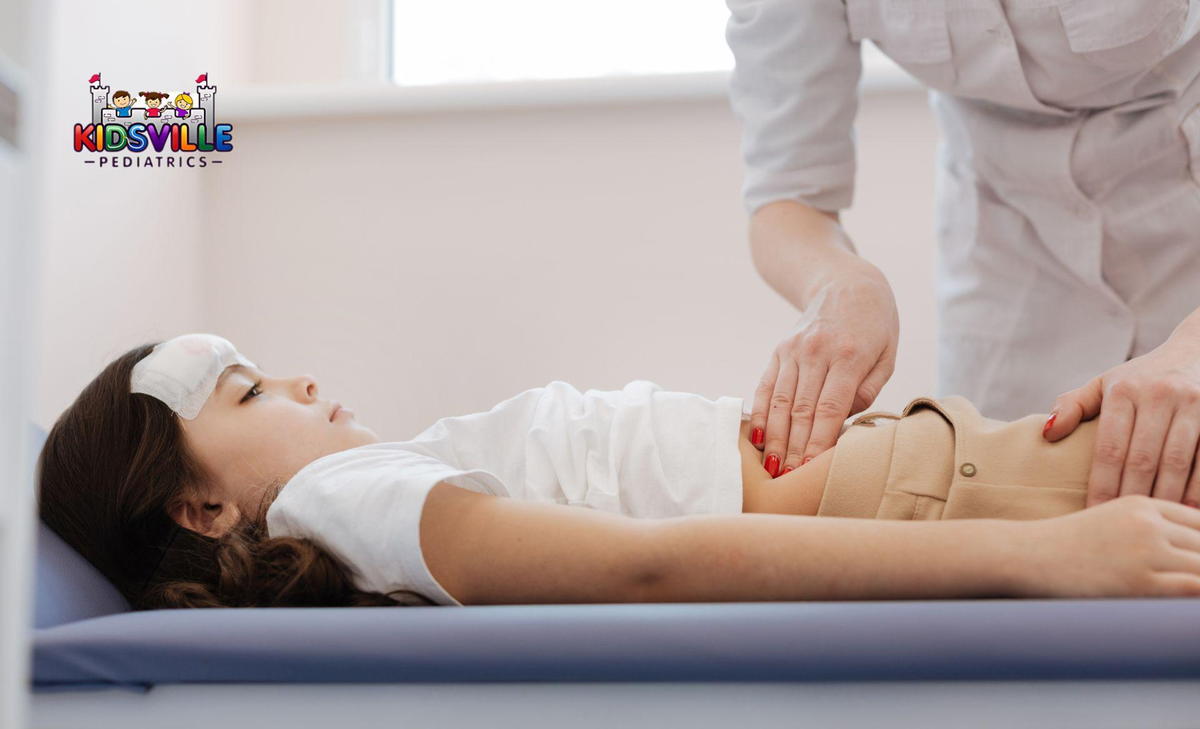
<box><xmin>265</xmin><ymin>443</ymin><xmax>506</xmax><ymax>607</ymax></box>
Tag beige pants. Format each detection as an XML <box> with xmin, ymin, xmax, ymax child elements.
<box><xmin>817</xmin><ymin>396</ymin><xmax>1101</xmax><ymax>521</ymax></box>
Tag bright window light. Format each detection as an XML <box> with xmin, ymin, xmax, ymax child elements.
<box><xmin>390</xmin><ymin>0</ymin><xmax>905</xmax><ymax>87</ymax></box>
<box><xmin>391</xmin><ymin>0</ymin><xmax>735</xmax><ymax>86</ymax></box>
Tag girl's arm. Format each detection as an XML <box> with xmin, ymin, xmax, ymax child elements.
<box><xmin>420</xmin><ymin>482</ymin><xmax>663</xmax><ymax>605</ymax></box>
<box><xmin>423</xmin><ymin>482</ymin><xmax>1200</xmax><ymax>604</ymax></box>
<box><xmin>644</xmin><ymin>512</ymin><xmax>1027</xmax><ymax>602</ymax></box>
<box><xmin>420</xmin><ymin>481</ymin><xmax>1025</xmax><ymax>605</ymax></box>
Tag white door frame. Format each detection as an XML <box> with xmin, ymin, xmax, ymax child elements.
<box><xmin>0</xmin><ymin>0</ymin><xmax>46</xmax><ymax>725</ymax></box>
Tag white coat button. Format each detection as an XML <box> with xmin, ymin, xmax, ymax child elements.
<box><xmin>960</xmin><ymin>463</ymin><xmax>977</xmax><ymax>477</ymax></box>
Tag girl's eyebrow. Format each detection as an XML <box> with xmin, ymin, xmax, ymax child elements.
<box><xmin>217</xmin><ymin>364</ymin><xmax>254</xmax><ymax>393</ymax></box>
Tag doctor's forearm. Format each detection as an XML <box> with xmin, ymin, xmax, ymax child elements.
<box><xmin>748</xmin><ymin>199</ymin><xmax>863</xmax><ymax>309</ymax></box>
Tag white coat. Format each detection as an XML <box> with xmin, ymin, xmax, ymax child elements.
<box><xmin>725</xmin><ymin>0</ymin><xmax>1200</xmax><ymax>419</ymax></box>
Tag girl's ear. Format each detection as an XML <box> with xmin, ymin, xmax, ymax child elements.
<box><xmin>168</xmin><ymin>497</ymin><xmax>237</xmax><ymax>538</ymax></box>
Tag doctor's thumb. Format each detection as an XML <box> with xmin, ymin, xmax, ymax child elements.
<box><xmin>1042</xmin><ymin>377</ymin><xmax>1103</xmax><ymax>442</ymax></box>
<box><xmin>849</xmin><ymin>351</ymin><xmax>896</xmax><ymax>414</ymax></box>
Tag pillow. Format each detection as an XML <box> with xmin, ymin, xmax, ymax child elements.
<box><xmin>28</xmin><ymin>422</ymin><xmax>130</xmax><ymax>629</ymax></box>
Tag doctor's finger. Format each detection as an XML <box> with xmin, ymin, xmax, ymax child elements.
<box><xmin>1045</xmin><ymin>375</ymin><xmax>1103</xmax><ymax>442</ymax></box>
<box><xmin>1086</xmin><ymin>392</ymin><xmax>1136</xmax><ymax>508</ymax></box>
<box><xmin>763</xmin><ymin>356</ymin><xmax>802</xmax><ymax>478</ymax></box>
<box><xmin>749</xmin><ymin>354</ymin><xmax>781</xmax><ymax>451</ymax></box>
<box><xmin>1152</xmin><ymin>410</ymin><xmax>1200</xmax><ymax>505</ymax></box>
<box><xmin>1182</xmin><ymin>440</ymin><xmax>1200</xmax><ymax>509</ymax></box>
<box><xmin>802</xmin><ymin>361</ymin><xmax>863</xmax><ymax>464</ymax></box>
<box><xmin>774</xmin><ymin>355</ymin><xmax>829</xmax><ymax>476</ymax></box>
<box><xmin>849</xmin><ymin>346</ymin><xmax>894</xmax><ymax>415</ymax></box>
<box><xmin>1118</xmin><ymin>396</ymin><xmax>1173</xmax><ymax>500</ymax></box>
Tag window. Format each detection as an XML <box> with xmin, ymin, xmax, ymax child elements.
<box><xmin>391</xmin><ymin>0</ymin><xmax>905</xmax><ymax>87</ymax></box>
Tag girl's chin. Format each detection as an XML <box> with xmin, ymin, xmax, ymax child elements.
<box><xmin>347</xmin><ymin>426</ymin><xmax>381</xmax><ymax>445</ymax></box>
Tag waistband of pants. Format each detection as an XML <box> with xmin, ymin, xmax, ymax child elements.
<box><xmin>817</xmin><ymin>401</ymin><xmax>956</xmax><ymax>520</ymax></box>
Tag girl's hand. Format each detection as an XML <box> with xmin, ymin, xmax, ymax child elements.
<box><xmin>1017</xmin><ymin>495</ymin><xmax>1200</xmax><ymax>598</ymax></box>
<box><xmin>750</xmin><ymin>255</ymin><xmax>899</xmax><ymax>478</ymax></box>
<box><xmin>1043</xmin><ymin>330</ymin><xmax>1200</xmax><ymax>508</ymax></box>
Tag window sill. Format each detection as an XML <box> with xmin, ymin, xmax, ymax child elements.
<box><xmin>219</xmin><ymin>65</ymin><xmax>920</xmax><ymax>122</ymax></box>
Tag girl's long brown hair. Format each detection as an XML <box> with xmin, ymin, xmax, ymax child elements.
<box><xmin>36</xmin><ymin>342</ymin><xmax>435</xmax><ymax>610</ymax></box>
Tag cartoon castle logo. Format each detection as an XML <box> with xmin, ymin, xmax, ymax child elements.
<box><xmin>89</xmin><ymin>73</ymin><xmax>216</xmax><ymax>131</ymax></box>
<box><xmin>74</xmin><ymin>72</ymin><xmax>233</xmax><ymax>160</ymax></box>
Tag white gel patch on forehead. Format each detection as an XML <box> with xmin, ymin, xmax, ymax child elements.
<box><xmin>130</xmin><ymin>333</ymin><xmax>258</xmax><ymax>419</ymax></box>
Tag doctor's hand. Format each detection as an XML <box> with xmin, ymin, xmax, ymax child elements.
<box><xmin>750</xmin><ymin>257</ymin><xmax>899</xmax><ymax>478</ymax></box>
<box><xmin>1043</xmin><ymin>331</ymin><xmax>1200</xmax><ymax>509</ymax></box>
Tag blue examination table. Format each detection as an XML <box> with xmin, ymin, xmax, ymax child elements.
<box><xmin>24</xmin><ymin>423</ymin><xmax>1200</xmax><ymax>728</ymax></box>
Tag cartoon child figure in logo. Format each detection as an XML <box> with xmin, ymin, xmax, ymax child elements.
<box><xmin>110</xmin><ymin>90</ymin><xmax>135</xmax><ymax>118</ymax></box>
<box><xmin>139</xmin><ymin>91</ymin><xmax>169</xmax><ymax>118</ymax></box>
<box><xmin>165</xmin><ymin>93</ymin><xmax>194</xmax><ymax>118</ymax></box>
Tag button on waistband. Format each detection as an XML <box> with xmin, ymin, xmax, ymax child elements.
<box><xmin>959</xmin><ymin>462</ymin><xmax>977</xmax><ymax>477</ymax></box>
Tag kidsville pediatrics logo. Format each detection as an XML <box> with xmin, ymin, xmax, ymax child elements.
<box><xmin>73</xmin><ymin>72</ymin><xmax>233</xmax><ymax>168</ymax></box>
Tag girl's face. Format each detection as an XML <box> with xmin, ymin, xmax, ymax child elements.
<box><xmin>178</xmin><ymin>98</ymin><xmax>192</xmax><ymax>109</ymax></box>
<box><xmin>176</xmin><ymin>363</ymin><xmax>379</xmax><ymax>533</ymax></box>
<box><xmin>147</xmin><ymin>98</ymin><xmax>161</xmax><ymax>108</ymax></box>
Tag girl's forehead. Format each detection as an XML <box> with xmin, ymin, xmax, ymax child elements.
<box><xmin>220</xmin><ymin>362</ymin><xmax>261</xmax><ymax>384</ymax></box>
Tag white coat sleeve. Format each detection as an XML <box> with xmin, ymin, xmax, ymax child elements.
<box><xmin>725</xmin><ymin>0</ymin><xmax>863</xmax><ymax>216</ymax></box>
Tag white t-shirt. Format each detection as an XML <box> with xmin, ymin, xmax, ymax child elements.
<box><xmin>265</xmin><ymin>379</ymin><xmax>748</xmax><ymax>606</ymax></box>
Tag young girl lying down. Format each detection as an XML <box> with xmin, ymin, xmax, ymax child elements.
<box><xmin>36</xmin><ymin>333</ymin><xmax>1200</xmax><ymax>610</ymax></box>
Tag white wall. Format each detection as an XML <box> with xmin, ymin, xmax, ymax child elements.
<box><xmin>194</xmin><ymin>88</ymin><xmax>937</xmax><ymax>441</ymax></box>
<box><xmin>34</xmin><ymin>0</ymin><xmax>243</xmax><ymax>428</ymax></box>
<box><xmin>34</xmin><ymin>1</ymin><xmax>940</xmax><ymax>448</ymax></box>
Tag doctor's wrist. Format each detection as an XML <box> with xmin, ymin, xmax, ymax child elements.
<box><xmin>1167</xmin><ymin>306</ymin><xmax>1200</xmax><ymax>346</ymax></box>
<box><xmin>795</xmin><ymin>250</ymin><xmax>887</xmax><ymax>308</ymax></box>
<box><xmin>749</xmin><ymin>203</ymin><xmax>863</xmax><ymax>309</ymax></box>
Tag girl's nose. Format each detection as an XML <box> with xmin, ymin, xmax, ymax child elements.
<box><xmin>297</xmin><ymin>375</ymin><xmax>318</xmax><ymax>400</ymax></box>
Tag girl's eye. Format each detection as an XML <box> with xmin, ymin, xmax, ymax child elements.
<box><xmin>240</xmin><ymin>381</ymin><xmax>263</xmax><ymax>404</ymax></box>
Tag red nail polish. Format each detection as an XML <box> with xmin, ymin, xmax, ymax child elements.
<box><xmin>751</xmin><ymin>427</ymin><xmax>764</xmax><ymax>446</ymax></box>
<box><xmin>780</xmin><ymin>465</ymin><xmax>794</xmax><ymax>476</ymax></box>
<box><xmin>802</xmin><ymin>456</ymin><xmax>813</xmax><ymax>465</ymax></box>
<box><xmin>764</xmin><ymin>453</ymin><xmax>779</xmax><ymax>478</ymax></box>
<box><xmin>1042</xmin><ymin>411</ymin><xmax>1057</xmax><ymax>436</ymax></box>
